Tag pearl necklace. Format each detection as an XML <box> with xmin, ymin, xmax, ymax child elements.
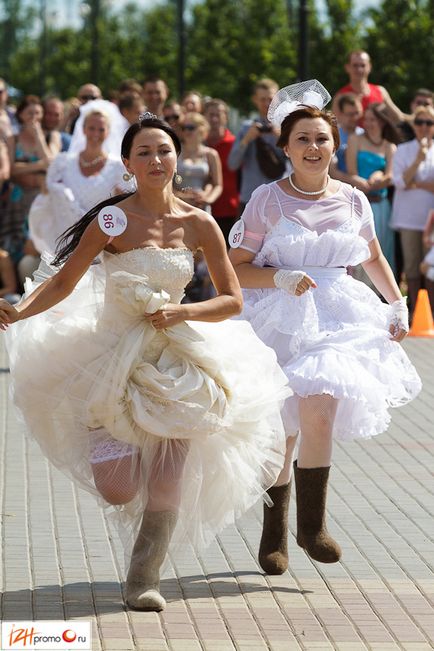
<box><xmin>79</xmin><ymin>154</ymin><xmax>106</xmax><ymax>168</ymax></box>
<box><xmin>289</xmin><ymin>173</ymin><xmax>329</xmax><ymax>196</ymax></box>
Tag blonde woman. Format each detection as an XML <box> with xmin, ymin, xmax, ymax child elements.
<box><xmin>29</xmin><ymin>109</ymin><xmax>131</xmax><ymax>256</ymax></box>
<box><xmin>176</xmin><ymin>111</ymin><xmax>222</xmax><ymax>213</ymax></box>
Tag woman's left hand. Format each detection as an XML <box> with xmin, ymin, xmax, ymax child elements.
<box><xmin>388</xmin><ymin>297</ymin><xmax>409</xmax><ymax>342</ymax></box>
<box><xmin>389</xmin><ymin>323</ymin><xmax>408</xmax><ymax>342</ymax></box>
<box><xmin>144</xmin><ymin>303</ymin><xmax>187</xmax><ymax>330</ymax></box>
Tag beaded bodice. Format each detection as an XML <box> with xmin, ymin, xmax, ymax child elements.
<box><xmin>104</xmin><ymin>247</ymin><xmax>194</xmax><ymax>306</ymax></box>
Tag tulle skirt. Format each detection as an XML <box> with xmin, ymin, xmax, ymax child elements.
<box><xmin>5</xmin><ymin>258</ymin><xmax>290</xmax><ymax>564</ymax></box>
<box><xmin>242</xmin><ymin>270</ymin><xmax>422</xmax><ymax>440</ymax></box>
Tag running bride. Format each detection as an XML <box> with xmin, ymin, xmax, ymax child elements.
<box><xmin>0</xmin><ymin>113</ymin><xmax>290</xmax><ymax>612</ymax></box>
<box><xmin>229</xmin><ymin>81</ymin><xmax>422</xmax><ymax>575</ymax></box>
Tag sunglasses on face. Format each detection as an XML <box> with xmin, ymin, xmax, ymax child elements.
<box><xmin>414</xmin><ymin>118</ymin><xmax>434</xmax><ymax>127</ymax></box>
<box><xmin>182</xmin><ymin>124</ymin><xmax>197</xmax><ymax>131</ymax></box>
<box><xmin>79</xmin><ymin>94</ymin><xmax>98</xmax><ymax>101</ymax></box>
<box><xmin>165</xmin><ymin>114</ymin><xmax>180</xmax><ymax>121</ymax></box>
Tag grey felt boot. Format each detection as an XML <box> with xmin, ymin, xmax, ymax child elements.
<box><xmin>126</xmin><ymin>510</ymin><xmax>177</xmax><ymax>611</ymax></box>
<box><xmin>294</xmin><ymin>461</ymin><xmax>341</xmax><ymax>563</ymax></box>
<box><xmin>258</xmin><ymin>482</ymin><xmax>291</xmax><ymax>574</ymax></box>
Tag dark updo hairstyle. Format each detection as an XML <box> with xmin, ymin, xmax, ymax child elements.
<box><xmin>276</xmin><ymin>106</ymin><xmax>340</xmax><ymax>152</ymax></box>
<box><xmin>52</xmin><ymin>114</ymin><xmax>182</xmax><ymax>266</ymax></box>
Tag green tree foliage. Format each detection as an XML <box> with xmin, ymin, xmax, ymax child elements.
<box><xmin>364</xmin><ymin>0</ymin><xmax>434</xmax><ymax>110</ymax></box>
<box><xmin>1</xmin><ymin>0</ymin><xmax>434</xmax><ymax>116</ymax></box>
<box><xmin>309</xmin><ymin>0</ymin><xmax>362</xmax><ymax>92</ymax></box>
<box><xmin>186</xmin><ymin>0</ymin><xmax>297</xmax><ymax>111</ymax></box>
<box><xmin>0</xmin><ymin>0</ymin><xmax>37</xmax><ymax>79</ymax></box>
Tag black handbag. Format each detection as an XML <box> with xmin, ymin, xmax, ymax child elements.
<box><xmin>255</xmin><ymin>136</ymin><xmax>286</xmax><ymax>179</ymax></box>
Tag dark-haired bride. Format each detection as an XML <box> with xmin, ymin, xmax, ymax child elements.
<box><xmin>0</xmin><ymin>114</ymin><xmax>290</xmax><ymax>612</ymax></box>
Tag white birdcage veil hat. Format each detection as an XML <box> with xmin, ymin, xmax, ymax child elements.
<box><xmin>268</xmin><ymin>79</ymin><xmax>331</xmax><ymax>128</ymax></box>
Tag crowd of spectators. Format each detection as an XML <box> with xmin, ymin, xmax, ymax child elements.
<box><xmin>1</xmin><ymin>51</ymin><xmax>434</xmax><ymax>314</ymax></box>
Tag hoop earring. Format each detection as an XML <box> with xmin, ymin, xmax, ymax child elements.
<box><xmin>123</xmin><ymin>172</ymin><xmax>134</xmax><ymax>182</ymax></box>
<box><xmin>174</xmin><ymin>172</ymin><xmax>183</xmax><ymax>185</ymax></box>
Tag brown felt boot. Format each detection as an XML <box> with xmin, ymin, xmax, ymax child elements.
<box><xmin>126</xmin><ymin>511</ymin><xmax>177</xmax><ymax>611</ymax></box>
<box><xmin>258</xmin><ymin>482</ymin><xmax>291</xmax><ymax>574</ymax></box>
<box><xmin>294</xmin><ymin>461</ymin><xmax>341</xmax><ymax>563</ymax></box>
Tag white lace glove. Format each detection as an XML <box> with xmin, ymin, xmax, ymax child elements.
<box><xmin>389</xmin><ymin>297</ymin><xmax>409</xmax><ymax>339</ymax></box>
<box><xmin>273</xmin><ymin>269</ymin><xmax>316</xmax><ymax>296</ymax></box>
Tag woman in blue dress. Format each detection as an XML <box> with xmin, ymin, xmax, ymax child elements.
<box><xmin>347</xmin><ymin>102</ymin><xmax>398</xmax><ymax>277</ymax></box>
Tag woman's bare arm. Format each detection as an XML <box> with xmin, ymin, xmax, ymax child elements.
<box><xmin>202</xmin><ymin>148</ymin><xmax>223</xmax><ymax>205</ymax></box>
<box><xmin>229</xmin><ymin>246</ymin><xmax>280</xmax><ymax>288</ymax></box>
<box><xmin>0</xmin><ymin>220</ymin><xmax>109</xmax><ymax>327</ymax></box>
<box><xmin>361</xmin><ymin>237</ymin><xmax>402</xmax><ymax>303</ymax></box>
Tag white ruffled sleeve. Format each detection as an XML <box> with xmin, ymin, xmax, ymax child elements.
<box><xmin>233</xmin><ymin>185</ymin><xmax>272</xmax><ymax>253</ymax></box>
<box><xmin>353</xmin><ymin>188</ymin><xmax>376</xmax><ymax>242</ymax></box>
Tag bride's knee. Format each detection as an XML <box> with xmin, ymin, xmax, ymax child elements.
<box><xmin>91</xmin><ymin>458</ymin><xmax>140</xmax><ymax>505</ymax></box>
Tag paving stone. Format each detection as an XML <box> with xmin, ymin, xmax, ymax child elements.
<box><xmin>1</xmin><ymin>338</ymin><xmax>434</xmax><ymax>650</ymax></box>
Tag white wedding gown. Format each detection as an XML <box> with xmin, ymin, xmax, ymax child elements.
<box><xmin>237</xmin><ymin>182</ymin><xmax>422</xmax><ymax>440</ymax></box>
<box><xmin>5</xmin><ymin>246</ymin><xmax>290</xmax><ymax>553</ymax></box>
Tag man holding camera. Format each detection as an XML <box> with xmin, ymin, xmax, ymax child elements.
<box><xmin>228</xmin><ymin>78</ymin><xmax>287</xmax><ymax>214</ymax></box>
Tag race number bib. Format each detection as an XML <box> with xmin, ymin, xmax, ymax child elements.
<box><xmin>97</xmin><ymin>205</ymin><xmax>128</xmax><ymax>237</ymax></box>
<box><xmin>228</xmin><ymin>219</ymin><xmax>245</xmax><ymax>248</ymax></box>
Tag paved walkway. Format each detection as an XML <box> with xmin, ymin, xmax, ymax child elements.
<box><xmin>1</xmin><ymin>337</ymin><xmax>434</xmax><ymax>651</ymax></box>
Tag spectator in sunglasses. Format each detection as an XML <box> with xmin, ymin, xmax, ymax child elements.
<box><xmin>393</xmin><ymin>88</ymin><xmax>434</xmax><ymax>143</ymax></box>
<box><xmin>175</xmin><ymin>112</ymin><xmax>222</xmax><ymax>213</ymax></box>
<box><xmin>391</xmin><ymin>105</ymin><xmax>434</xmax><ymax>317</ymax></box>
<box><xmin>62</xmin><ymin>83</ymin><xmax>103</xmax><ymax>135</ymax></box>
<box><xmin>163</xmin><ymin>101</ymin><xmax>183</xmax><ymax>139</ymax></box>
<box><xmin>176</xmin><ymin>111</ymin><xmax>223</xmax><ymax>302</ymax></box>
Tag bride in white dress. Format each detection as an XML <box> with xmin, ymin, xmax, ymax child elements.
<box><xmin>229</xmin><ymin>81</ymin><xmax>421</xmax><ymax>575</ymax></box>
<box><xmin>0</xmin><ymin>114</ymin><xmax>290</xmax><ymax>612</ymax></box>
<box><xmin>29</xmin><ymin>108</ymin><xmax>132</xmax><ymax>256</ymax></box>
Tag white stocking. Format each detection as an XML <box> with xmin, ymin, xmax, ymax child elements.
<box><xmin>90</xmin><ymin>428</ymin><xmax>140</xmax><ymax>505</ymax></box>
<box><xmin>147</xmin><ymin>439</ymin><xmax>190</xmax><ymax>512</ymax></box>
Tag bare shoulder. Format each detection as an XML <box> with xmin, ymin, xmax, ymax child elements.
<box><xmin>79</xmin><ymin>216</ymin><xmax>111</xmax><ymax>248</ymax></box>
<box><xmin>205</xmin><ymin>146</ymin><xmax>219</xmax><ymax>161</ymax></box>
<box><xmin>347</xmin><ymin>131</ymin><xmax>361</xmax><ymax>146</ymax></box>
<box><xmin>181</xmin><ymin>203</ymin><xmax>222</xmax><ymax>247</ymax></box>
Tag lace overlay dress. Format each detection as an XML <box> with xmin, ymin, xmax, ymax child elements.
<box><xmin>234</xmin><ymin>181</ymin><xmax>421</xmax><ymax>440</ymax></box>
<box><xmin>5</xmin><ymin>246</ymin><xmax>289</xmax><ymax>554</ymax></box>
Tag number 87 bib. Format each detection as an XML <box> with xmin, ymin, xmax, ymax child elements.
<box><xmin>228</xmin><ymin>219</ymin><xmax>245</xmax><ymax>248</ymax></box>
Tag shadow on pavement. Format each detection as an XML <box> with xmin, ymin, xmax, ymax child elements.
<box><xmin>1</xmin><ymin>573</ymin><xmax>310</xmax><ymax>617</ymax></box>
